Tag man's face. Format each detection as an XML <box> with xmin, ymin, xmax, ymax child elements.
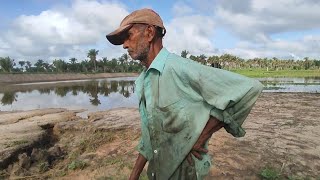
<box><xmin>122</xmin><ymin>24</ymin><xmax>150</xmax><ymax>63</ymax></box>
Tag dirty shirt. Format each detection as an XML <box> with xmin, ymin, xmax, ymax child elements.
<box><xmin>135</xmin><ymin>48</ymin><xmax>263</xmax><ymax>179</ymax></box>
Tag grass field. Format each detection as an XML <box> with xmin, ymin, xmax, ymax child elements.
<box><xmin>231</xmin><ymin>69</ymin><xmax>320</xmax><ymax>78</ymax></box>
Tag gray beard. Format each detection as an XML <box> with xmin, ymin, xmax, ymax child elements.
<box><xmin>136</xmin><ymin>45</ymin><xmax>150</xmax><ymax>65</ymax></box>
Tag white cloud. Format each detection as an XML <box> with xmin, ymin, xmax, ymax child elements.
<box><xmin>223</xmin><ymin>35</ymin><xmax>320</xmax><ymax>59</ymax></box>
<box><xmin>164</xmin><ymin>2</ymin><xmax>216</xmax><ymax>55</ymax></box>
<box><xmin>184</xmin><ymin>0</ymin><xmax>320</xmax><ymax>59</ymax></box>
<box><xmin>164</xmin><ymin>13</ymin><xmax>217</xmax><ymax>56</ymax></box>
<box><xmin>214</xmin><ymin>0</ymin><xmax>320</xmax><ymax>42</ymax></box>
<box><xmin>1</xmin><ymin>0</ymin><xmax>320</xmax><ymax>62</ymax></box>
<box><xmin>0</xmin><ymin>0</ymin><xmax>129</xmax><ymax>62</ymax></box>
<box><xmin>172</xmin><ymin>2</ymin><xmax>194</xmax><ymax>16</ymax></box>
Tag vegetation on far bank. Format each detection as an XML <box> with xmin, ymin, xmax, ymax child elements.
<box><xmin>0</xmin><ymin>49</ymin><xmax>320</xmax><ymax>78</ymax></box>
<box><xmin>231</xmin><ymin>69</ymin><xmax>320</xmax><ymax>78</ymax></box>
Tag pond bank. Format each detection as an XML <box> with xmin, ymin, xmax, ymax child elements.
<box><xmin>0</xmin><ymin>93</ymin><xmax>319</xmax><ymax>179</ymax></box>
<box><xmin>0</xmin><ymin>73</ymin><xmax>139</xmax><ymax>84</ymax></box>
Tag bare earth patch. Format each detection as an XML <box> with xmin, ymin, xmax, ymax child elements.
<box><xmin>0</xmin><ymin>93</ymin><xmax>319</xmax><ymax>179</ymax></box>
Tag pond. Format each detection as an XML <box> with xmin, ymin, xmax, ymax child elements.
<box><xmin>0</xmin><ymin>77</ymin><xmax>319</xmax><ymax>117</ymax></box>
<box><xmin>0</xmin><ymin>77</ymin><xmax>138</xmax><ymax>117</ymax></box>
<box><xmin>258</xmin><ymin>77</ymin><xmax>320</xmax><ymax>93</ymax></box>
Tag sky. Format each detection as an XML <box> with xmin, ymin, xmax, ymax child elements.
<box><xmin>0</xmin><ymin>0</ymin><xmax>320</xmax><ymax>64</ymax></box>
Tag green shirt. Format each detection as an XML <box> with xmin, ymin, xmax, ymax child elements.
<box><xmin>135</xmin><ymin>48</ymin><xmax>263</xmax><ymax>179</ymax></box>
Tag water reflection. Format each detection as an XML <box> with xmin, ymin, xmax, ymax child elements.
<box><xmin>258</xmin><ymin>77</ymin><xmax>320</xmax><ymax>93</ymax></box>
<box><xmin>1</xmin><ymin>77</ymin><xmax>319</xmax><ymax>115</ymax></box>
<box><xmin>1</xmin><ymin>79</ymin><xmax>135</xmax><ymax>106</ymax></box>
<box><xmin>0</xmin><ymin>77</ymin><xmax>138</xmax><ymax>113</ymax></box>
<box><xmin>1</xmin><ymin>92</ymin><xmax>17</xmax><ymax>105</ymax></box>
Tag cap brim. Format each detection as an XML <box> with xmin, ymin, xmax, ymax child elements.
<box><xmin>106</xmin><ymin>24</ymin><xmax>132</xmax><ymax>45</ymax></box>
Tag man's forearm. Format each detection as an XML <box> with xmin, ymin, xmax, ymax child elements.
<box><xmin>198</xmin><ymin>116</ymin><xmax>224</xmax><ymax>144</ymax></box>
<box><xmin>129</xmin><ymin>153</ymin><xmax>147</xmax><ymax>180</ymax></box>
<box><xmin>189</xmin><ymin>116</ymin><xmax>225</xmax><ymax>161</ymax></box>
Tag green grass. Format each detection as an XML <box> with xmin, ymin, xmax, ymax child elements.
<box><xmin>38</xmin><ymin>162</ymin><xmax>50</xmax><ymax>173</ymax></box>
<box><xmin>67</xmin><ymin>160</ymin><xmax>87</xmax><ymax>170</ymax></box>
<box><xmin>259</xmin><ymin>166</ymin><xmax>280</xmax><ymax>180</ymax></box>
<box><xmin>231</xmin><ymin>69</ymin><xmax>320</xmax><ymax>78</ymax></box>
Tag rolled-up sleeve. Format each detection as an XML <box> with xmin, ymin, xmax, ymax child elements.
<box><xmin>182</xmin><ymin>60</ymin><xmax>263</xmax><ymax>137</ymax></box>
<box><xmin>136</xmin><ymin>138</ymin><xmax>152</xmax><ymax>160</ymax></box>
<box><xmin>209</xmin><ymin>80</ymin><xmax>263</xmax><ymax>137</ymax></box>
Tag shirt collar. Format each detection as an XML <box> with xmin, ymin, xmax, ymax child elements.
<box><xmin>147</xmin><ymin>47</ymin><xmax>169</xmax><ymax>74</ymax></box>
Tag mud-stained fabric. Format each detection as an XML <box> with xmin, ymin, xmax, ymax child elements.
<box><xmin>135</xmin><ymin>48</ymin><xmax>263</xmax><ymax>179</ymax></box>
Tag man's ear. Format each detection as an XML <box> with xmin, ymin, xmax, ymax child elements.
<box><xmin>146</xmin><ymin>25</ymin><xmax>156</xmax><ymax>42</ymax></box>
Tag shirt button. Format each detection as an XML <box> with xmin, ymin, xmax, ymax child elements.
<box><xmin>154</xmin><ymin>149</ymin><xmax>158</xmax><ymax>154</ymax></box>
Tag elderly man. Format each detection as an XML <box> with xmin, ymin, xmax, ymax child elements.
<box><xmin>106</xmin><ymin>8</ymin><xmax>263</xmax><ymax>180</ymax></box>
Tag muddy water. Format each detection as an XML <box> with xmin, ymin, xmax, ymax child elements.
<box><xmin>0</xmin><ymin>77</ymin><xmax>319</xmax><ymax>116</ymax></box>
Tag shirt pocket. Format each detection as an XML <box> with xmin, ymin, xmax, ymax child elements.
<box><xmin>156</xmin><ymin>97</ymin><xmax>189</xmax><ymax>133</ymax></box>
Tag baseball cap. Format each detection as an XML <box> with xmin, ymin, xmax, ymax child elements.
<box><xmin>106</xmin><ymin>8</ymin><xmax>166</xmax><ymax>45</ymax></box>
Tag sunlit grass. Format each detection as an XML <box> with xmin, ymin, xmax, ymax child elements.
<box><xmin>230</xmin><ymin>69</ymin><xmax>320</xmax><ymax>78</ymax></box>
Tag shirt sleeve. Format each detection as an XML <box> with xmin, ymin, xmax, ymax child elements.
<box><xmin>135</xmin><ymin>107</ymin><xmax>153</xmax><ymax>160</ymax></box>
<box><xmin>182</xmin><ymin>59</ymin><xmax>263</xmax><ymax>137</ymax></box>
<box><xmin>136</xmin><ymin>138</ymin><xmax>152</xmax><ymax>160</ymax></box>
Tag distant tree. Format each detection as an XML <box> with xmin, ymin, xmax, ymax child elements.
<box><xmin>35</xmin><ymin>59</ymin><xmax>45</xmax><ymax>72</ymax></box>
<box><xmin>69</xmin><ymin>58</ymin><xmax>77</xmax><ymax>64</ymax></box>
<box><xmin>87</xmin><ymin>49</ymin><xmax>99</xmax><ymax>72</ymax></box>
<box><xmin>0</xmin><ymin>57</ymin><xmax>15</xmax><ymax>72</ymax></box>
<box><xmin>18</xmin><ymin>61</ymin><xmax>25</xmax><ymax>71</ymax></box>
<box><xmin>53</xmin><ymin>59</ymin><xmax>68</xmax><ymax>72</ymax></box>
<box><xmin>303</xmin><ymin>57</ymin><xmax>311</xmax><ymax>70</ymax></box>
<box><xmin>25</xmin><ymin>61</ymin><xmax>32</xmax><ymax>70</ymax></box>
<box><xmin>181</xmin><ymin>50</ymin><xmax>189</xmax><ymax>58</ymax></box>
<box><xmin>198</xmin><ymin>54</ymin><xmax>207</xmax><ymax>65</ymax></box>
<box><xmin>69</xmin><ymin>58</ymin><xmax>78</xmax><ymax>72</ymax></box>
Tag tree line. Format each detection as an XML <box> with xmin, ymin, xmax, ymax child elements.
<box><xmin>0</xmin><ymin>49</ymin><xmax>143</xmax><ymax>73</ymax></box>
<box><xmin>181</xmin><ymin>50</ymin><xmax>320</xmax><ymax>71</ymax></box>
<box><xmin>1</xmin><ymin>49</ymin><xmax>320</xmax><ymax>73</ymax></box>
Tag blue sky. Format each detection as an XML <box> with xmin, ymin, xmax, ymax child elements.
<box><xmin>0</xmin><ymin>0</ymin><xmax>320</xmax><ymax>63</ymax></box>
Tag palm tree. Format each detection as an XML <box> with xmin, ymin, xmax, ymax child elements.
<box><xmin>35</xmin><ymin>59</ymin><xmax>45</xmax><ymax>72</ymax></box>
<box><xmin>69</xmin><ymin>58</ymin><xmax>77</xmax><ymax>64</ymax></box>
<box><xmin>0</xmin><ymin>57</ymin><xmax>15</xmax><ymax>72</ymax></box>
<box><xmin>26</xmin><ymin>61</ymin><xmax>32</xmax><ymax>71</ymax></box>
<box><xmin>87</xmin><ymin>49</ymin><xmax>99</xmax><ymax>72</ymax></box>
<box><xmin>181</xmin><ymin>50</ymin><xmax>189</xmax><ymax>58</ymax></box>
<box><xmin>198</xmin><ymin>54</ymin><xmax>207</xmax><ymax>65</ymax></box>
<box><xmin>18</xmin><ymin>61</ymin><xmax>25</xmax><ymax>71</ymax></box>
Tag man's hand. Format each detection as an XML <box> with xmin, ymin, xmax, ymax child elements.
<box><xmin>129</xmin><ymin>154</ymin><xmax>147</xmax><ymax>180</ymax></box>
<box><xmin>187</xmin><ymin>116</ymin><xmax>224</xmax><ymax>165</ymax></box>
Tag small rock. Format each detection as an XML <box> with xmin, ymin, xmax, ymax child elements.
<box><xmin>47</xmin><ymin>145</ymin><xmax>64</xmax><ymax>164</ymax></box>
<box><xmin>18</xmin><ymin>153</ymin><xmax>31</xmax><ymax>169</ymax></box>
<box><xmin>31</xmin><ymin>148</ymin><xmax>48</xmax><ymax>162</ymax></box>
<box><xmin>48</xmin><ymin>145</ymin><xmax>63</xmax><ymax>157</ymax></box>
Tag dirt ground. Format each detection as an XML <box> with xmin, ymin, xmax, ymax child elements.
<box><xmin>0</xmin><ymin>93</ymin><xmax>319</xmax><ymax>180</ymax></box>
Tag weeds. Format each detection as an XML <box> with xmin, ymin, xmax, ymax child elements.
<box><xmin>68</xmin><ymin>160</ymin><xmax>87</xmax><ymax>170</ymax></box>
<box><xmin>38</xmin><ymin>162</ymin><xmax>50</xmax><ymax>173</ymax></box>
<box><xmin>260</xmin><ymin>166</ymin><xmax>280</xmax><ymax>180</ymax></box>
<box><xmin>78</xmin><ymin>130</ymin><xmax>115</xmax><ymax>153</ymax></box>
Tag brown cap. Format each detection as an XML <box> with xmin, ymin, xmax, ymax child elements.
<box><xmin>106</xmin><ymin>8</ymin><xmax>166</xmax><ymax>45</ymax></box>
